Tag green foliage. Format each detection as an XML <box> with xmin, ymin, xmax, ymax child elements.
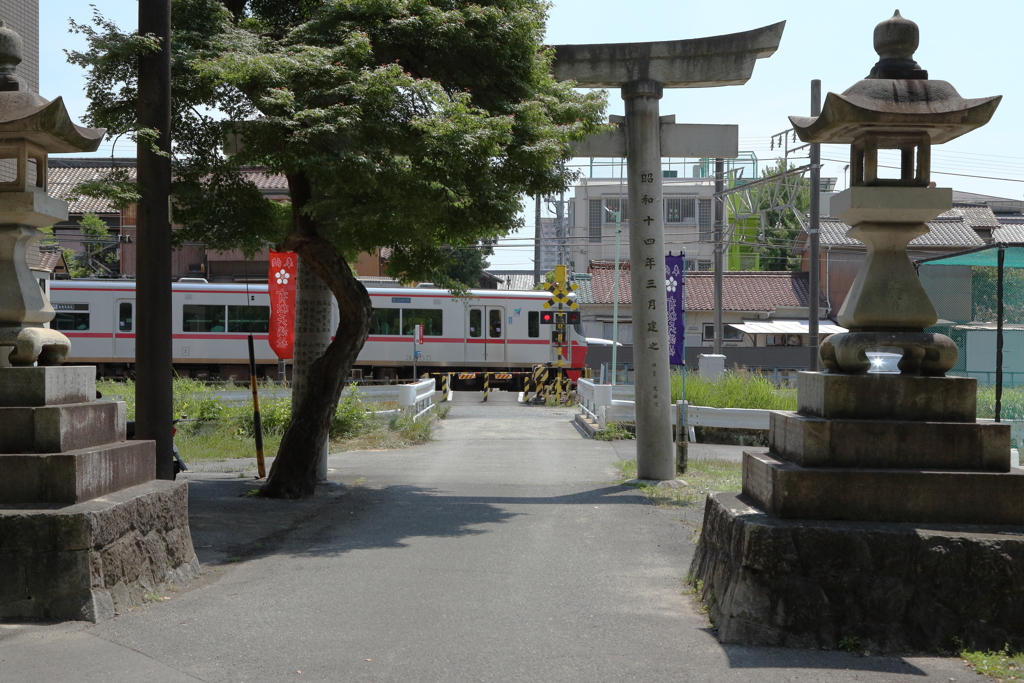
<box><xmin>671</xmin><ymin>369</ymin><xmax>797</xmax><ymax>411</ymax></box>
<box><xmin>63</xmin><ymin>213</ymin><xmax>120</xmax><ymax>278</ymax></box>
<box><xmin>67</xmin><ymin>0</ymin><xmax>608</xmax><ymax>287</ymax></box>
<box><xmin>747</xmin><ymin>159</ymin><xmax>809</xmax><ymax>272</ymax></box>
<box><xmin>962</xmin><ymin>646</ymin><xmax>1024</xmax><ymax>680</ymax></box>
<box><xmin>837</xmin><ymin>636</ymin><xmax>861</xmax><ymax>653</ymax></box>
<box><xmin>330</xmin><ymin>389</ymin><xmax>368</xmax><ymax>438</ymax></box>
<box><xmin>594</xmin><ymin>423</ymin><xmax>635</xmax><ymax>441</ymax></box>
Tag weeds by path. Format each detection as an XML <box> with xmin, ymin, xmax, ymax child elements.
<box><xmin>615</xmin><ymin>458</ymin><xmax>741</xmax><ymax>508</ymax></box>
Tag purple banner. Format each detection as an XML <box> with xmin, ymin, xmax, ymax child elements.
<box><xmin>666</xmin><ymin>253</ymin><xmax>685</xmax><ymax>366</ymax></box>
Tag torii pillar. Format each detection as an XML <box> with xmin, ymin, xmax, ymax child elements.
<box><xmin>553</xmin><ymin>23</ymin><xmax>785</xmax><ymax>481</ymax></box>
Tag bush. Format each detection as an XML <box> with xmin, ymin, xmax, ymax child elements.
<box><xmin>671</xmin><ymin>369</ymin><xmax>796</xmax><ymax>411</ymax></box>
<box><xmin>331</xmin><ymin>388</ymin><xmax>368</xmax><ymax>438</ymax></box>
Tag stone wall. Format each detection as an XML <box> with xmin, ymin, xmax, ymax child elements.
<box><xmin>0</xmin><ymin>480</ymin><xmax>200</xmax><ymax>622</ymax></box>
<box><xmin>690</xmin><ymin>492</ymin><xmax>1024</xmax><ymax>653</ymax></box>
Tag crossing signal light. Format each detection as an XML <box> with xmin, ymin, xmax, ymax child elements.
<box><xmin>540</xmin><ymin>310</ymin><xmax>580</xmax><ymax>325</ymax></box>
<box><xmin>540</xmin><ymin>311</ymin><xmax>556</xmax><ymax>324</ymax></box>
<box><xmin>565</xmin><ymin>311</ymin><xmax>580</xmax><ymax>325</ymax></box>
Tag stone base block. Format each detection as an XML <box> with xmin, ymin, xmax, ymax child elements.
<box><xmin>0</xmin><ymin>440</ymin><xmax>156</xmax><ymax>504</ymax></box>
<box><xmin>797</xmin><ymin>371</ymin><xmax>977</xmax><ymax>422</ymax></box>
<box><xmin>0</xmin><ymin>366</ymin><xmax>97</xmax><ymax>407</ymax></box>
<box><xmin>0</xmin><ymin>401</ymin><xmax>125</xmax><ymax>453</ymax></box>
<box><xmin>0</xmin><ymin>479</ymin><xmax>199</xmax><ymax>623</ymax></box>
<box><xmin>689</xmin><ymin>492</ymin><xmax>1024</xmax><ymax>653</ymax></box>
<box><xmin>743</xmin><ymin>450</ymin><xmax>1024</xmax><ymax>525</ymax></box>
<box><xmin>769</xmin><ymin>411</ymin><xmax>1010</xmax><ymax>471</ymax></box>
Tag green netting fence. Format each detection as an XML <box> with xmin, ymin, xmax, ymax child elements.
<box><xmin>918</xmin><ymin>244</ymin><xmax>1024</xmax><ymax>423</ymax></box>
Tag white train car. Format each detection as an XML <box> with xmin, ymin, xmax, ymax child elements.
<box><xmin>47</xmin><ymin>280</ymin><xmax>587</xmax><ymax>388</ymax></box>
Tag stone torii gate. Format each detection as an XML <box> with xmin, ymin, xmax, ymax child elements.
<box><xmin>552</xmin><ymin>23</ymin><xmax>785</xmax><ymax>481</ymax></box>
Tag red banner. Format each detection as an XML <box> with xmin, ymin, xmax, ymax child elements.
<box><xmin>268</xmin><ymin>251</ymin><xmax>297</xmax><ymax>359</ymax></box>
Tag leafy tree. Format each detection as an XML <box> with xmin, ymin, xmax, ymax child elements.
<box><xmin>60</xmin><ymin>213</ymin><xmax>120</xmax><ymax>278</ymax></box>
<box><xmin>432</xmin><ymin>242</ymin><xmax>492</xmax><ymax>288</ymax></box>
<box><xmin>68</xmin><ymin>0</ymin><xmax>606</xmax><ymax>497</ymax></box>
<box><xmin>746</xmin><ymin>159</ymin><xmax>809</xmax><ymax>272</ymax></box>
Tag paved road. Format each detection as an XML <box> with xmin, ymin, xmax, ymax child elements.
<box><xmin>0</xmin><ymin>404</ymin><xmax>969</xmax><ymax>682</ymax></box>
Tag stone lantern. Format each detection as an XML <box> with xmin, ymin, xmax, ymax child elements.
<box><xmin>0</xmin><ymin>19</ymin><xmax>104</xmax><ymax>366</ymax></box>
<box><xmin>0</xmin><ymin>21</ymin><xmax>198</xmax><ymax>623</ymax></box>
<box><xmin>687</xmin><ymin>13</ymin><xmax>1024</xmax><ymax>653</ymax></box>
<box><xmin>789</xmin><ymin>10</ymin><xmax>1000</xmax><ymax>375</ymax></box>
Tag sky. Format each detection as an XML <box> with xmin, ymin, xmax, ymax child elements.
<box><xmin>37</xmin><ymin>0</ymin><xmax>1024</xmax><ymax>270</ymax></box>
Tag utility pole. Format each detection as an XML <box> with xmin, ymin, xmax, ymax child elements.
<box><xmin>136</xmin><ymin>0</ymin><xmax>174</xmax><ymax>480</ymax></box>
<box><xmin>533</xmin><ymin>195</ymin><xmax>542</xmax><ymax>285</ymax></box>
<box><xmin>808</xmin><ymin>80</ymin><xmax>822</xmax><ymax>371</ymax></box>
<box><xmin>713</xmin><ymin>158</ymin><xmax>725</xmax><ymax>355</ymax></box>
<box><xmin>554</xmin><ymin>191</ymin><xmax>566</xmax><ymax>267</ymax></box>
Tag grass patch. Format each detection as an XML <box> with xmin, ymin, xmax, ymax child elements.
<box><xmin>671</xmin><ymin>369</ymin><xmax>796</xmax><ymax>410</ymax></box>
<box><xmin>98</xmin><ymin>378</ymin><xmax>436</xmax><ymax>462</ymax></box>
<box><xmin>615</xmin><ymin>458</ymin><xmax>742</xmax><ymax>507</ymax></box>
<box><xmin>962</xmin><ymin>647</ymin><xmax>1024</xmax><ymax>680</ymax></box>
<box><xmin>594</xmin><ymin>423</ymin><xmax>635</xmax><ymax>441</ymax></box>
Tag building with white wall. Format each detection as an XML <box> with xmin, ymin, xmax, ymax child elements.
<box><xmin>567</xmin><ymin>174</ymin><xmax>718</xmax><ymax>275</ymax></box>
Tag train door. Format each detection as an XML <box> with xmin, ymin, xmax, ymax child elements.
<box><xmin>466</xmin><ymin>305</ymin><xmax>505</xmax><ymax>362</ymax></box>
<box><xmin>114</xmin><ymin>299</ymin><xmax>136</xmax><ymax>359</ymax></box>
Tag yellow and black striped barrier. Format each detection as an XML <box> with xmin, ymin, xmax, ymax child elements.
<box><xmin>483</xmin><ymin>372</ymin><xmax>490</xmax><ymax>402</ymax></box>
<box><xmin>441</xmin><ymin>373</ymin><xmax>450</xmax><ymax>402</ymax></box>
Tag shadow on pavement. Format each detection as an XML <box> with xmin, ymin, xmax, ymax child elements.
<box><xmin>185</xmin><ymin>476</ymin><xmax>645</xmax><ymax>566</ymax></box>
<box><xmin>720</xmin><ymin>639</ymin><xmax>930</xmax><ymax>675</ymax></box>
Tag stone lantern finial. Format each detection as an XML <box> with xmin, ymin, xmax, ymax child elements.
<box><xmin>0</xmin><ymin>20</ymin><xmax>23</xmax><ymax>92</ymax></box>
<box><xmin>868</xmin><ymin>10</ymin><xmax>927</xmax><ymax>79</ymax></box>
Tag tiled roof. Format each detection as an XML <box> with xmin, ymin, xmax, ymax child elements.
<box><xmin>570</xmin><ymin>273</ymin><xmax>593</xmax><ymax>303</ymax></box>
<box><xmin>48</xmin><ymin>162</ymin><xmax>137</xmax><ymax>214</ymax></box>
<box><xmin>815</xmin><ymin>206</ymin><xmax>987</xmax><ymax>249</ymax></box>
<box><xmin>47</xmin><ymin>159</ymin><xmax>289</xmax><ymax>214</ymax></box>
<box><xmin>587</xmin><ymin>261</ymin><xmax>822</xmax><ymax>312</ymax></box>
<box><xmin>994</xmin><ymin>224</ymin><xmax>1024</xmax><ymax>243</ymax></box>
<box><xmin>488</xmin><ymin>270</ymin><xmax>538</xmax><ymax>291</ymax></box>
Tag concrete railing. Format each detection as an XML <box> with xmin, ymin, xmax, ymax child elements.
<box><xmin>578</xmin><ymin>379</ymin><xmax>771</xmax><ymax>441</ymax></box>
<box><xmin>343</xmin><ymin>379</ymin><xmax>437</xmax><ymax>421</ymax></box>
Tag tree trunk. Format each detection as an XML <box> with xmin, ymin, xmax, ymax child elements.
<box><xmin>260</xmin><ymin>172</ymin><xmax>372</xmax><ymax>498</ymax></box>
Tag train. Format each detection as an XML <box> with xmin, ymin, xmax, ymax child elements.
<box><xmin>46</xmin><ymin>279</ymin><xmax>588</xmax><ymax>389</ymax></box>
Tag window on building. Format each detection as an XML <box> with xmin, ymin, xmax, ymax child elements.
<box><xmin>53</xmin><ymin>303</ymin><xmax>90</xmax><ymax>331</ymax></box>
<box><xmin>698</xmin><ymin>197</ymin><xmax>713</xmax><ymax>242</ymax></box>
<box><xmin>369</xmin><ymin>308</ymin><xmax>401</xmax><ymax>335</ymax></box>
<box><xmin>401</xmin><ymin>309</ymin><xmax>443</xmax><ymax>336</ymax></box>
<box><xmin>702</xmin><ymin>323</ymin><xmax>744</xmax><ymax>342</ymax></box>
<box><xmin>603</xmin><ymin>197</ymin><xmax>629</xmax><ymax>223</ymax></box>
<box><xmin>182</xmin><ymin>304</ymin><xmax>226</xmax><ymax>332</ymax></box>
<box><xmin>697</xmin><ymin>259</ymin><xmax>713</xmax><ymax>272</ymax></box>
<box><xmin>664</xmin><ymin>196</ymin><xmax>697</xmax><ymax>224</ymax></box>
<box><xmin>228</xmin><ymin>305</ymin><xmax>270</xmax><ymax>333</ymax></box>
<box><xmin>588</xmin><ymin>199</ymin><xmax>603</xmax><ymax>243</ymax></box>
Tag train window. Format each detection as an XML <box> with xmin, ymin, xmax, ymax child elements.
<box><xmin>53</xmin><ymin>303</ymin><xmax>89</xmax><ymax>331</ymax></box>
<box><xmin>528</xmin><ymin>311</ymin><xmax>539</xmax><ymax>338</ymax></box>
<box><xmin>183</xmin><ymin>304</ymin><xmax>227</xmax><ymax>332</ymax></box>
<box><xmin>469</xmin><ymin>309</ymin><xmax>482</xmax><ymax>338</ymax></box>
<box><xmin>228</xmin><ymin>305</ymin><xmax>270</xmax><ymax>333</ymax></box>
<box><xmin>488</xmin><ymin>309</ymin><xmax>502</xmax><ymax>338</ymax></box>
<box><xmin>370</xmin><ymin>308</ymin><xmax>400</xmax><ymax>335</ymax></box>
<box><xmin>118</xmin><ymin>302</ymin><xmax>133</xmax><ymax>332</ymax></box>
<box><xmin>401</xmin><ymin>309</ymin><xmax>443</xmax><ymax>336</ymax></box>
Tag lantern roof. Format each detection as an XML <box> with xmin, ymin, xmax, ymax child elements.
<box><xmin>0</xmin><ymin>21</ymin><xmax>104</xmax><ymax>153</ymax></box>
<box><xmin>789</xmin><ymin>11</ymin><xmax>1000</xmax><ymax>145</ymax></box>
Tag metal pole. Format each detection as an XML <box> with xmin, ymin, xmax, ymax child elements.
<box><xmin>997</xmin><ymin>246</ymin><xmax>1005</xmax><ymax>422</ymax></box>
<box><xmin>609</xmin><ymin>208</ymin><xmax>622</xmax><ymax>385</ymax></box>
<box><xmin>136</xmin><ymin>0</ymin><xmax>174</xmax><ymax>480</ymax></box>
<box><xmin>248</xmin><ymin>334</ymin><xmax>266</xmax><ymax>478</ymax></box>
<box><xmin>555</xmin><ymin>191</ymin><xmax>565</xmax><ymax>267</ymax></box>
<box><xmin>713</xmin><ymin>158</ymin><xmax>724</xmax><ymax>355</ymax></box>
<box><xmin>808</xmin><ymin>80</ymin><xmax>822</xmax><ymax>371</ymax></box>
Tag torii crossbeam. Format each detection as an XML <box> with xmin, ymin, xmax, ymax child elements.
<box><xmin>553</xmin><ymin>22</ymin><xmax>785</xmax><ymax>481</ymax></box>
